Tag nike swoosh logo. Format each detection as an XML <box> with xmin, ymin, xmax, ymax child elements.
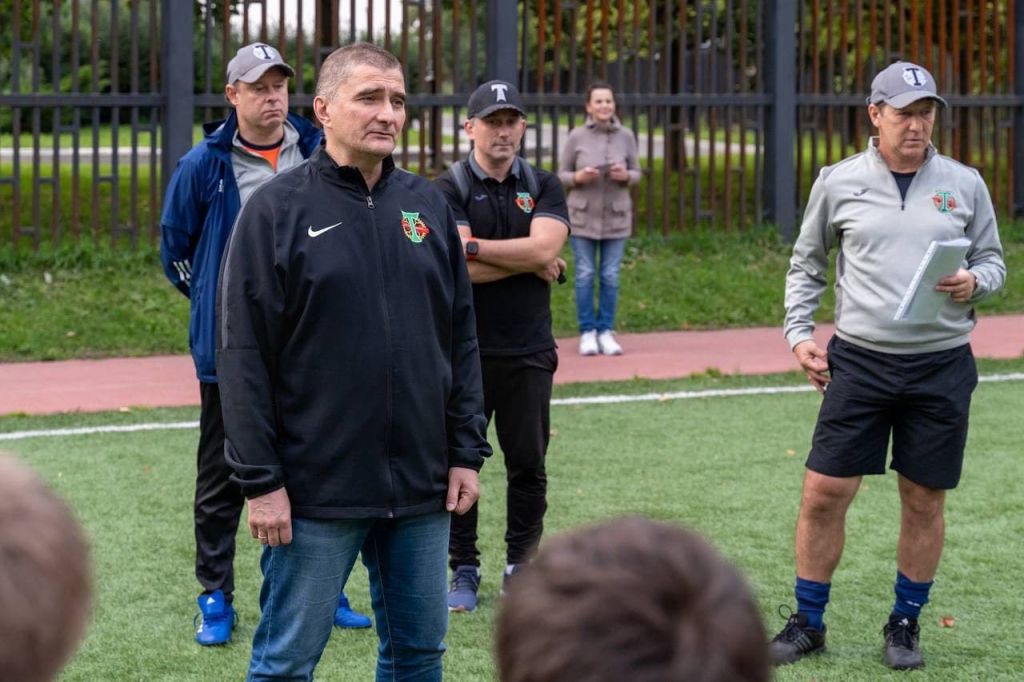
<box><xmin>308</xmin><ymin>221</ymin><xmax>343</xmax><ymax>238</ymax></box>
<box><xmin>473</xmin><ymin>194</ymin><xmax>488</xmax><ymax>201</ymax></box>
<box><xmin>853</xmin><ymin>188</ymin><xmax>870</xmax><ymax>196</ymax></box>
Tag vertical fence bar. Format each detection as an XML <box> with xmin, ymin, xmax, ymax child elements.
<box><xmin>161</xmin><ymin>0</ymin><xmax>194</xmax><ymax>198</ymax></box>
<box><xmin>431</xmin><ymin>1</ymin><xmax>443</xmax><ymax>173</ymax></box>
<box><xmin>486</xmin><ymin>0</ymin><xmax>517</xmax><ymax>83</ymax></box>
<box><xmin>30</xmin><ymin>0</ymin><xmax>41</xmax><ymax>251</ymax></box>
<box><xmin>70</xmin><ymin>0</ymin><xmax>81</xmax><ymax>241</ymax></box>
<box><xmin>1015</xmin><ymin>0</ymin><xmax>1024</xmax><ymax>215</ymax></box>
<box><xmin>130</xmin><ymin>0</ymin><xmax>140</xmax><ymax>248</ymax></box>
<box><xmin>148</xmin><ymin>0</ymin><xmax>158</xmax><ymax>240</ymax></box>
<box><xmin>765</xmin><ymin>1</ymin><xmax>796</xmax><ymax>237</ymax></box>
<box><xmin>89</xmin><ymin>0</ymin><xmax>99</xmax><ymax>245</ymax></box>
<box><xmin>675</xmin><ymin>0</ymin><xmax>687</xmax><ymax>234</ymax></box>
<box><xmin>109</xmin><ymin>0</ymin><xmax>122</xmax><ymax>247</ymax></box>
<box><xmin>416</xmin><ymin>0</ymin><xmax>426</xmax><ymax>172</ymax></box>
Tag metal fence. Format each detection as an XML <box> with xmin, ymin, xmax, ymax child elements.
<box><xmin>2</xmin><ymin>0</ymin><xmax>1022</xmax><ymax>251</ymax></box>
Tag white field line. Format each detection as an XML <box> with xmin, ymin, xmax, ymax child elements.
<box><xmin>2</xmin><ymin>373</ymin><xmax>1023</xmax><ymax>442</ymax></box>
<box><xmin>0</xmin><ymin>421</ymin><xmax>199</xmax><ymax>442</ymax></box>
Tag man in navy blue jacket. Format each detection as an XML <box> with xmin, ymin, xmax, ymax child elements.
<box><xmin>159</xmin><ymin>42</ymin><xmax>369</xmax><ymax>646</ymax></box>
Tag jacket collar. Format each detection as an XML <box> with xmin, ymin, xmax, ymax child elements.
<box><xmin>311</xmin><ymin>142</ymin><xmax>397</xmax><ymax>189</ymax></box>
<box><xmin>203</xmin><ymin>112</ymin><xmax>239</xmax><ymax>152</ymax></box>
<box><xmin>865</xmin><ymin>136</ymin><xmax>937</xmax><ymax>170</ymax></box>
<box><xmin>203</xmin><ymin>111</ymin><xmax>322</xmax><ymax>155</ymax></box>
<box><xmin>585</xmin><ymin>115</ymin><xmax>621</xmax><ymax>131</ymax></box>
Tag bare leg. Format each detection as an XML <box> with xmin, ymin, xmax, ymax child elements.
<box><xmin>896</xmin><ymin>474</ymin><xmax>946</xmax><ymax>582</ymax></box>
<box><xmin>795</xmin><ymin>470</ymin><xmax>862</xmax><ymax>582</ymax></box>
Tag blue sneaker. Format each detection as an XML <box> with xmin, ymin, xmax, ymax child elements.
<box><xmin>335</xmin><ymin>592</ymin><xmax>372</xmax><ymax>629</ymax></box>
<box><xmin>447</xmin><ymin>566</ymin><xmax>481</xmax><ymax>613</ymax></box>
<box><xmin>194</xmin><ymin>590</ymin><xmax>236</xmax><ymax>646</ymax></box>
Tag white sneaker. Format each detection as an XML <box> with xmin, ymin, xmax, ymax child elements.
<box><xmin>579</xmin><ymin>330</ymin><xmax>599</xmax><ymax>356</ymax></box>
<box><xmin>597</xmin><ymin>331</ymin><xmax>623</xmax><ymax>355</ymax></box>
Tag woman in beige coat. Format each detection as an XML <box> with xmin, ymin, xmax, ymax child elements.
<box><xmin>558</xmin><ymin>82</ymin><xmax>642</xmax><ymax>356</ymax></box>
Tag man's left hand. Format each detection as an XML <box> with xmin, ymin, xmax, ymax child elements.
<box><xmin>446</xmin><ymin>467</ymin><xmax>479</xmax><ymax>515</ymax></box>
<box><xmin>936</xmin><ymin>268</ymin><xmax>976</xmax><ymax>303</ymax></box>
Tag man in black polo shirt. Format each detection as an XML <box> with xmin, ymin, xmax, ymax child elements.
<box><xmin>435</xmin><ymin>80</ymin><xmax>570</xmax><ymax>613</ymax></box>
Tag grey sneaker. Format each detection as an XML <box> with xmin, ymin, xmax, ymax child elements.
<box><xmin>769</xmin><ymin>609</ymin><xmax>826</xmax><ymax>665</ymax></box>
<box><xmin>447</xmin><ymin>566</ymin><xmax>480</xmax><ymax>613</ymax></box>
<box><xmin>883</xmin><ymin>615</ymin><xmax>924</xmax><ymax>670</ymax></box>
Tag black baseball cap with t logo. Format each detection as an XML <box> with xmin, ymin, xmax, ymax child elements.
<box><xmin>466</xmin><ymin>80</ymin><xmax>526</xmax><ymax>119</ymax></box>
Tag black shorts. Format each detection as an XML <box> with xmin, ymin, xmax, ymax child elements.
<box><xmin>807</xmin><ymin>336</ymin><xmax>978</xmax><ymax>490</ymax></box>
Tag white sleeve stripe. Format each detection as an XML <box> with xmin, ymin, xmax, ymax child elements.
<box><xmin>172</xmin><ymin>260</ymin><xmax>191</xmax><ymax>284</ymax></box>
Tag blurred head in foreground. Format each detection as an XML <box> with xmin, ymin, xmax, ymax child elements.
<box><xmin>496</xmin><ymin>517</ymin><xmax>770</xmax><ymax>682</ymax></box>
<box><xmin>0</xmin><ymin>454</ymin><xmax>91</xmax><ymax>681</ymax></box>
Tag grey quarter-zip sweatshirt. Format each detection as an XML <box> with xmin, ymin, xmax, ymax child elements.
<box><xmin>784</xmin><ymin>138</ymin><xmax>1005</xmax><ymax>354</ymax></box>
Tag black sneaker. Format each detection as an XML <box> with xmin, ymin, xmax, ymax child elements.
<box><xmin>500</xmin><ymin>563</ymin><xmax>523</xmax><ymax>598</ymax></box>
<box><xmin>769</xmin><ymin>608</ymin><xmax>826</xmax><ymax>665</ymax></box>
<box><xmin>883</xmin><ymin>615</ymin><xmax>924</xmax><ymax>670</ymax></box>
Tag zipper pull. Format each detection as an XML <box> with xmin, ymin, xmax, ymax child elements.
<box><xmin>366</xmin><ymin>195</ymin><xmax>375</xmax><ymax>209</ymax></box>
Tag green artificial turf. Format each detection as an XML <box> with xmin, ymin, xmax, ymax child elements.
<box><xmin>2</xmin><ymin>372</ymin><xmax>1022</xmax><ymax>680</ymax></box>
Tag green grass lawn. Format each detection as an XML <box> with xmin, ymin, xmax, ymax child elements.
<box><xmin>2</xmin><ymin>225</ymin><xmax>1023</xmax><ymax>362</ymax></box>
<box><xmin>2</xmin><ymin>370</ymin><xmax>1022</xmax><ymax>680</ymax></box>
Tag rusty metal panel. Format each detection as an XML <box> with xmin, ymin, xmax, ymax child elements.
<box><xmin>793</xmin><ymin>0</ymin><xmax>1017</xmax><ymax>220</ymax></box>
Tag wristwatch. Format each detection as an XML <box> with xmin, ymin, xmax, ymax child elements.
<box><xmin>465</xmin><ymin>240</ymin><xmax>479</xmax><ymax>260</ymax></box>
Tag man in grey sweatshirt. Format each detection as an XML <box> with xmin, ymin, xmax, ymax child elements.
<box><xmin>770</xmin><ymin>61</ymin><xmax>1005</xmax><ymax>671</ymax></box>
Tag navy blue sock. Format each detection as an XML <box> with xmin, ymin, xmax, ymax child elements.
<box><xmin>892</xmin><ymin>571</ymin><xmax>932</xmax><ymax>621</ymax></box>
<box><xmin>795</xmin><ymin>576</ymin><xmax>830</xmax><ymax>631</ymax></box>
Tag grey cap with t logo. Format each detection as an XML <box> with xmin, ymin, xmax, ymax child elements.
<box><xmin>866</xmin><ymin>62</ymin><xmax>947</xmax><ymax>109</ymax></box>
<box><xmin>226</xmin><ymin>43</ymin><xmax>295</xmax><ymax>86</ymax></box>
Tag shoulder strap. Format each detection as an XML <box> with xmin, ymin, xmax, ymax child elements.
<box><xmin>519</xmin><ymin>158</ymin><xmax>540</xmax><ymax>198</ymax></box>
<box><xmin>451</xmin><ymin>157</ymin><xmax>540</xmax><ymax>205</ymax></box>
<box><xmin>449</xmin><ymin>159</ymin><xmax>472</xmax><ymax>208</ymax></box>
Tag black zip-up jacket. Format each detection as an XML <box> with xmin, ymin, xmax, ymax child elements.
<box><xmin>217</xmin><ymin>145</ymin><xmax>491</xmax><ymax>519</ymax></box>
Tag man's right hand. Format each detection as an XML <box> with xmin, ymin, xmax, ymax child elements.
<box><xmin>793</xmin><ymin>339</ymin><xmax>830</xmax><ymax>394</ymax></box>
<box><xmin>248</xmin><ymin>487</ymin><xmax>292</xmax><ymax>547</ymax></box>
<box><xmin>534</xmin><ymin>256</ymin><xmax>567</xmax><ymax>283</ymax></box>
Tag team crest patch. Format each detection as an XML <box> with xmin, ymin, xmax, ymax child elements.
<box><xmin>515</xmin><ymin>192</ymin><xmax>535</xmax><ymax>214</ymax></box>
<box><xmin>933</xmin><ymin>191</ymin><xmax>956</xmax><ymax>213</ymax></box>
<box><xmin>401</xmin><ymin>211</ymin><xmax>431</xmax><ymax>243</ymax></box>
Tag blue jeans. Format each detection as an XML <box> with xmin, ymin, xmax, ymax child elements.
<box><xmin>571</xmin><ymin>236</ymin><xmax>627</xmax><ymax>333</ymax></box>
<box><xmin>247</xmin><ymin>512</ymin><xmax>450</xmax><ymax>682</ymax></box>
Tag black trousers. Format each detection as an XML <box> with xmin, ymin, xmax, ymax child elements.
<box><xmin>194</xmin><ymin>382</ymin><xmax>245</xmax><ymax>599</ymax></box>
<box><xmin>449</xmin><ymin>348</ymin><xmax>557</xmax><ymax>569</ymax></box>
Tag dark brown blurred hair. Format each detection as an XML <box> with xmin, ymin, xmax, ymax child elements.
<box><xmin>496</xmin><ymin>517</ymin><xmax>769</xmax><ymax>682</ymax></box>
<box><xmin>585</xmin><ymin>80</ymin><xmax>616</xmax><ymax>103</ymax></box>
<box><xmin>0</xmin><ymin>454</ymin><xmax>92</xmax><ymax>682</ymax></box>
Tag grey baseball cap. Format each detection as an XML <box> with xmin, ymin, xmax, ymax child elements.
<box><xmin>867</xmin><ymin>61</ymin><xmax>947</xmax><ymax>108</ymax></box>
<box><xmin>467</xmin><ymin>80</ymin><xmax>525</xmax><ymax>119</ymax></box>
<box><xmin>226</xmin><ymin>43</ymin><xmax>295</xmax><ymax>85</ymax></box>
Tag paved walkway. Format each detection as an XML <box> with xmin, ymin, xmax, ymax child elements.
<box><xmin>1</xmin><ymin>315</ymin><xmax>1021</xmax><ymax>416</ymax></box>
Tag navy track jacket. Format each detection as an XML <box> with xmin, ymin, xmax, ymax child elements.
<box><xmin>217</xmin><ymin>147</ymin><xmax>492</xmax><ymax>518</ymax></box>
<box><xmin>159</xmin><ymin>112</ymin><xmax>322</xmax><ymax>382</ymax></box>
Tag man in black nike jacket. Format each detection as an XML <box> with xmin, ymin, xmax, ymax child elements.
<box><xmin>217</xmin><ymin>42</ymin><xmax>491</xmax><ymax>681</ymax></box>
